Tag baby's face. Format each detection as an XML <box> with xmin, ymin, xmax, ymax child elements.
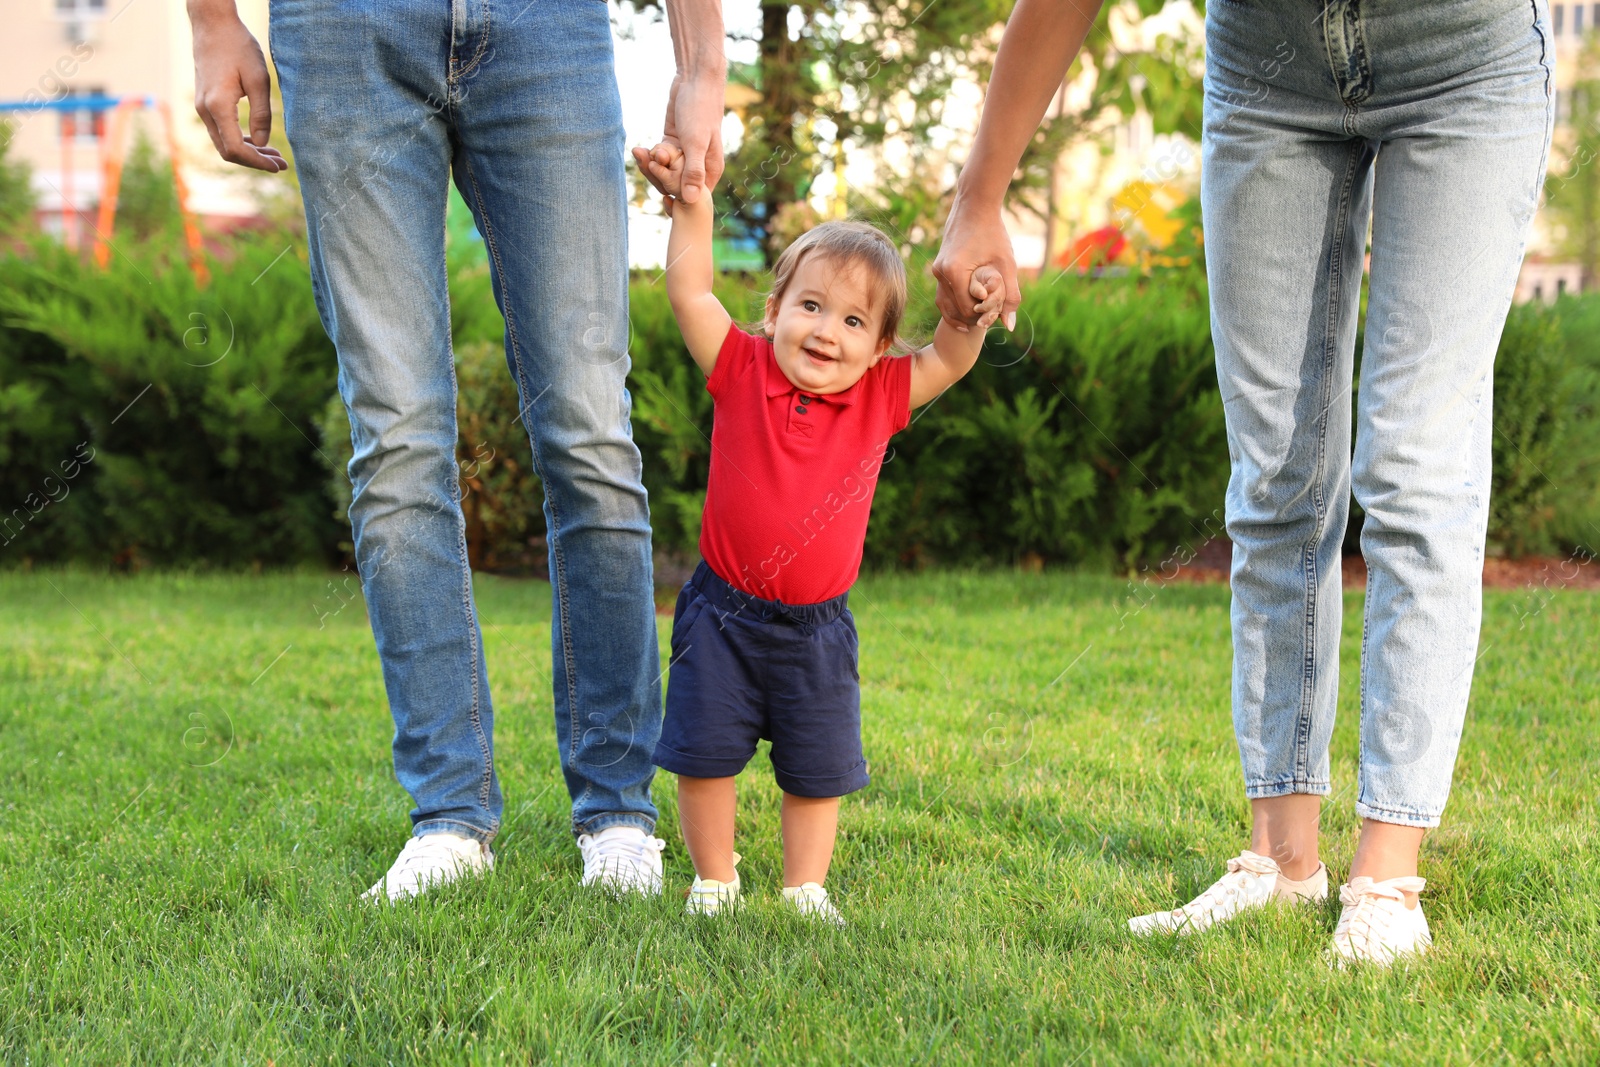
<box><xmin>764</xmin><ymin>256</ymin><xmax>890</xmax><ymax>395</ymax></box>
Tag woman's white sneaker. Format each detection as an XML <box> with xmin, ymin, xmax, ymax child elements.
<box><xmin>363</xmin><ymin>831</ymin><xmax>494</xmax><ymax>903</ymax></box>
<box><xmin>1128</xmin><ymin>850</ymin><xmax>1328</xmax><ymax>935</ymax></box>
<box><xmin>577</xmin><ymin>825</ymin><xmax>667</xmax><ymax>895</ymax></box>
<box><xmin>782</xmin><ymin>882</ymin><xmax>846</xmax><ymax>927</ymax></box>
<box><xmin>1330</xmin><ymin>875</ymin><xmax>1431</xmax><ymax>966</ymax></box>
<box><xmin>686</xmin><ymin>852</ymin><xmax>742</xmax><ymax>917</ymax></box>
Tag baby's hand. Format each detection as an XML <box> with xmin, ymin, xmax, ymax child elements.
<box><xmin>970</xmin><ymin>265</ymin><xmax>1005</xmax><ymax>330</ymax></box>
<box><xmin>632</xmin><ymin>141</ymin><xmax>688</xmax><ymax>213</ymax></box>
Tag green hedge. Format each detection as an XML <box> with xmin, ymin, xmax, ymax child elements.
<box><xmin>0</xmin><ymin>235</ymin><xmax>340</xmax><ymax>568</ymax></box>
<box><xmin>2</xmin><ymin>228</ymin><xmax>1597</xmax><ymax>571</ymax></box>
<box><xmin>311</xmin><ymin>270</ymin><xmax>1225</xmax><ymax>573</ymax></box>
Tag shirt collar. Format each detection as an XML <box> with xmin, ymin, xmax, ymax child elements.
<box><xmin>761</xmin><ymin>340</ymin><xmax>862</xmax><ymax>406</ymax></box>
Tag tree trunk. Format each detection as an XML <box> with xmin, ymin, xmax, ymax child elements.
<box><xmin>759</xmin><ymin>0</ymin><xmax>803</xmax><ymax>264</ymax></box>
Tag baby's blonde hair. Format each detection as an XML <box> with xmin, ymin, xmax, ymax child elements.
<box><xmin>764</xmin><ymin>221</ymin><xmax>910</xmax><ymax>354</ymax></box>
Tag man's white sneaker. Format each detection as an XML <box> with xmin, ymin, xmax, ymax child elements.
<box><xmin>782</xmin><ymin>882</ymin><xmax>845</xmax><ymax>927</ymax></box>
<box><xmin>363</xmin><ymin>831</ymin><xmax>494</xmax><ymax>904</ymax></box>
<box><xmin>1128</xmin><ymin>849</ymin><xmax>1327</xmax><ymax>935</ymax></box>
<box><xmin>686</xmin><ymin>853</ymin><xmax>742</xmax><ymax>917</ymax></box>
<box><xmin>577</xmin><ymin>825</ymin><xmax>666</xmax><ymax>895</ymax></box>
<box><xmin>1330</xmin><ymin>876</ymin><xmax>1431</xmax><ymax>967</ymax></box>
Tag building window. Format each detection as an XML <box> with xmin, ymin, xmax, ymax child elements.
<box><xmin>59</xmin><ymin>87</ymin><xmax>106</xmax><ymax>143</ymax></box>
<box><xmin>1558</xmin><ymin>278</ymin><xmax>1568</xmax><ymax>296</ymax></box>
<box><xmin>1593</xmin><ymin>4</ymin><xmax>1599</xmax><ymax>32</ymax></box>
<box><xmin>1555</xmin><ymin>3</ymin><xmax>1565</xmax><ymax>33</ymax></box>
<box><xmin>1578</xmin><ymin>5</ymin><xmax>1586</xmax><ymax>32</ymax></box>
<box><xmin>54</xmin><ymin>0</ymin><xmax>108</xmax><ymax>16</ymax></box>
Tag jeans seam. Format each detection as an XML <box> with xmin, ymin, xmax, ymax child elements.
<box><xmin>458</xmin><ymin>152</ymin><xmax>586</xmax><ymax>824</ymax></box>
<box><xmin>441</xmin><ymin>273</ymin><xmax>496</xmax><ymax>827</ymax></box>
<box><xmin>452</xmin><ymin>0</ymin><xmax>494</xmax><ymax>87</ymax></box>
<box><xmin>447</xmin><ymin>0</ymin><xmax>493</xmax><ymax>89</ymax></box>
<box><xmin>1530</xmin><ymin>0</ymin><xmax>1552</xmax><ymax>98</ymax></box>
<box><xmin>1296</xmin><ymin>142</ymin><xmax>1361</xmax><ymax>788</ymax></box>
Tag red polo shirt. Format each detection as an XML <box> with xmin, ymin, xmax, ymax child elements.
<box><xmin>698</xmin><ymin>324</ymin><xmax>912</xmax><ymax>604</ymax></box>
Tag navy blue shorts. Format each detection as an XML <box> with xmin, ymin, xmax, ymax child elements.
<box><xmin>652</xmin><ymin>561</ymin><xmax>869</xmax><ymax>798</ymax></box>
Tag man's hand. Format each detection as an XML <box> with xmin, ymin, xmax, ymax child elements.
<box><xmin>663</xmin><ymin>71</ymin><xmax>724</xmax><ymax>205</ymax></box>
<box><xmin>189</xmin><ymin>4</ymin><xmax>286</xmax><ymax>173</ymax></box>
<box><xmin>633</xmin><ymin>71</ymin><xmax>724</xmax><ymax>206</ymax></box>
<box><xmin>933</xmin><ymin>195</ymin><xmax>1019</xmax><ymax>334</ymax></box>
<box><xmin>631</xmin><ymin>142</ymin><xmax>688</xmax><ymax>215</ymax></box>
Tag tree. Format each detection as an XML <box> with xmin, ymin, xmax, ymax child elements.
<box><xmin>0</xmin><ymin>120</ymin><xmax>37</xmax><ymax>237</ymax></box>
<box><xmin>627</xmin><ymin>0</ymin><xmax>1203</xmax><ymax>265</ymax></box>
<box><xmin>115</xmin><ymin>128</ymin><xmax>181</xmax><ymax>241</ymax></box>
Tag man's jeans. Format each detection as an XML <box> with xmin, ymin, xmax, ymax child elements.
<box><xmin>270</xmin><ymin>0</ymin><xmax>661</xmax><ymax>842</ymax></box>
<box><xmin>1203</xmin><ymin>0</ymin><xmax>1553</xmax><ymax>827</ymax></box>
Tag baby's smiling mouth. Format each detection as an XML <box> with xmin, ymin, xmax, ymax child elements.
<box><xmin>803</xmin><ymin>347</ymin><xmax>835</xmax><ymax>363</ymax></box>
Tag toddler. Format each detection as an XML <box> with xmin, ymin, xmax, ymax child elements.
<box><xmin>635</xmin><ymin>141</ymin><xmax>1001</xmax><ymax>924</ymax></box>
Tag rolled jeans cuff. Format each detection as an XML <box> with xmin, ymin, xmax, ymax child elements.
<box><xmin>1354</xmin><ymin>800</ymin><xmax>1441</xmax><ymax>829</ymax></box>
<box><xmin>572</xmin><ymin>813</ymin><xmax>656</xmax><ymax>839</ymax></box>
<box><xmin>1243</xmin><ymin>778</ymin><xmax>1332</xmax><ymax>800</ymax></box>
<box><xmin>414</xmin><ymin>818</ymin><xmax>498</xmax><ymax>846</ymax></box>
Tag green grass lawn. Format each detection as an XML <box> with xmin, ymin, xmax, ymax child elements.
<box><xmin>2</xmin><ymin>567</ymin><xmax>1596</xmax><ymax>1064</ymax></box>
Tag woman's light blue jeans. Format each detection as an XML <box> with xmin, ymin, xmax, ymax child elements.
<box><xmin>270</xmin><ymin>0</ymin><xmax>661</xmax><ymax>843</ymax></box>
<box><xmin>1203</xmin><ymin>0</ymin><xmax>1554</xmax><ymax>827</ymax></box>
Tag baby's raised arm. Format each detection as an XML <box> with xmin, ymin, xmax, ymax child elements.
<box><xmin>636</xmin><ymin>142</ymin><xmax>732</xmax><ymax>377</ymax></box>
<box><xmin>908</xmin><ymin>265</ymin><xmax>1003</xmax><ymax>408</ymax></box>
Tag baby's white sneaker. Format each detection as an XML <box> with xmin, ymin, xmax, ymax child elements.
<box><xmin>577</xmin><ymin>825</ymin><xmax>667</xmax><ymax>896</ymax></box>
<box><xmin>783</xmin><ymin>882</ymin><xmax>845</xmax><ymax>927</ymax></box>
<box><xmin>686</xmin><ymin>852</ymin><xmax>742</xmax><ymax>917</ymax></box>
<box><xmin>1128</xmin><ymin>849</ymin><xmax>1327</xmax><ymax>935</ymax></box>
<box><xmin>1330</xmin><ymin>875</ymin><xmax>1431</xmax><ymax>967</ymax></box>
<box><xmin>363</xmin><ymin>831</ymin><xmax>494</xmax><ymax>904</ymax></box>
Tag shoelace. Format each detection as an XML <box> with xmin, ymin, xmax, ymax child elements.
<box><xmin>389</xmin><ymin>836</ymin><xmax>477</xmax><ymax>883</ymax></box>
<box><xmin>1335</xmin><ymin>876</ymin><xmax>1426</xmax><ymax>952</ymax></box>
<box><xmin>580</xmin><ymin>832</ymin><xmax>665</xmax><ymax>873</ymax></box>
<box><xmin>1169</xmin><ymin>851</ymin><xmax>1278</xmax><ymax>921</ymax></box>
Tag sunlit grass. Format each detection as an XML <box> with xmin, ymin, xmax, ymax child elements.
<box><xmin>2</xmin><ymin>568</ymin><xmax>1596</xmax><ymax>1063</ymax></box>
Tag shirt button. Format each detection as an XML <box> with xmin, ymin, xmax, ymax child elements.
<box><xmin>800</xmin><ymin>395</ymin><xmax>813</xmax><ymax>405</ymax></box>
<box><xmin>795</xmin><ymin>406</ymin><xmax>807</xmax><ymax>414</ymax></box>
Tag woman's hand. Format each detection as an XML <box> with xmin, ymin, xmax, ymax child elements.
<box><xmin>933</xmin><ymin>194</ymin><xmax>1019</xmax><ymax>333</ymax></box>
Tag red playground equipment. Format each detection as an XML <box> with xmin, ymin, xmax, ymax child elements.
<box><xmin>0</xmin><ymin>94</ymin><xmax>208</xmax><ymax>284</ymax></box>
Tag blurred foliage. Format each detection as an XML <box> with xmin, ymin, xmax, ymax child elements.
<box><xmin>626</xmin><ymin>0</ymin><xmax>1203</xmax><ymax>263</ymax></box>
<box><xmin>867</xmin><ymin>269</ymin><xmax>1224</xmax><ymax>570</ymax></box>
<box><xmin>3</xmin><ymin>181</ymin><xmax>1598</xmax><ymax>571</ymax></box>
<box><xmin>0</xmin><ymin>232</ymin><xmax>340</xmax><ymax>569</ymax></box>
<box><xmin>0</xmin><ymin>121</ymin><xmax>36</xmax><ymax>238</ymax></box>
<box><xmin>114</xmin><ymin>129</ymin><xmax>182</xmax><ymax>243</ymax></box>
<box><xmin>1490</xmin><ymin>304</ymin><xmax>1579</xmax><ymax>558</ymax></box>
<box><xmin>1544</xmin><ymin>32</ymin><xmax>1600</xmax><ymax>292</ymax></box>
<box><xmin>1537</xmin><ymin>293</ymin><xmax>1600</xmax><ymax>555</ymax></box>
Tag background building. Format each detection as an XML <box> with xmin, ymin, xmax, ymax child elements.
<box><xmin>0</xmin><ymin>0</ymin><xmax>273</xmax><ymax>238</ymax></box>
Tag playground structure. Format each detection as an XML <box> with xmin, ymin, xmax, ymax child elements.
<box><xmin>0</xmin><ymin>94</ymin><xmax>208</xmax><ymax>284</ymax></box>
